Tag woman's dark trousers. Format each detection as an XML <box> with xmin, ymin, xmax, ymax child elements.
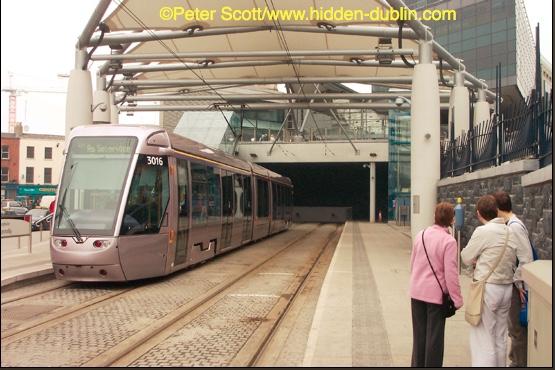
<box><xmin>411</xmin><ymin>298</ymin><xmax>446</xmax><ymax>367</ymax></box>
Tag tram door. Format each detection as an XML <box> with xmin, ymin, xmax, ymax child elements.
<box><xmin>118</xmin><ymin>154</ymin><xmax>170</xmax><ymax>280</ymax></box>
<box><xmin>174</xmin><ymin>158</ymin><xmax>189</xmax><ymax>266</ymax></box>
<box><xmin>220</xmin><ymin>170</ymin><xmax>234</xmax><ymax>251</ymax></box>
<box><xmin>242</xmin><ymin>175</ymin><xmax>253</xmax><ymax>242</ymax></box>
<box><xmin>230</xmin><ymin>174</ymin><xmax>245</xmax><ymax>248</ymax></box>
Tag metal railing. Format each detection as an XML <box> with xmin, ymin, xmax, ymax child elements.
<box><xmin>441</xmin><ymin>91</ymin><xmax>552</xmax><ymax>178</ymax></box>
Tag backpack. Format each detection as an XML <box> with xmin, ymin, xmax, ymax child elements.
<box><xmin>507</xmin><ymin>220</ymin><xmax>539</xmax><ymax>261</ymax></box>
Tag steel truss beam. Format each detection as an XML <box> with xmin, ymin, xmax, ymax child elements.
<box><xmin>120</xmin><ymin>102</ymin><xmax>450</xmax><ymax>111</ymax></box>
<box><xmin>113</xmin><ymin>76</ymin><xmax>414</xmax><ymax>87</ymax></box>
<box><xmin>125</xmin><ymin>92</ymin><xmax>451</xmax><ymax>102</ymax></box>
<box><xmin>108</xmin><ymin>59</ymin><xmax>434</xmax><ymax>75</ymax></box>
<box><xmin>88</xmin><ymin>25</ymin><xmax>418</xmax><ymax>47</ymax></box>
<box><xmin>92</xmin><ymin>48</ymin><xmax>414</xmax><ymax>62</ymax></box>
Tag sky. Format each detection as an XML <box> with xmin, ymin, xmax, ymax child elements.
<box><xmin>0</xmin><ymin>0</ymin><xmax>552</xmax><ymax>136</ymax></box>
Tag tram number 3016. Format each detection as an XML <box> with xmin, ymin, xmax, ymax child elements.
<box><xmin>146</xmin><ymin>156</ymin><xmax>164</xmax><ymax>166</ymax></box>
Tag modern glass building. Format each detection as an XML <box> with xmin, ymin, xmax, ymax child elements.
<box><xmin>404</xmin><ymin>0</ymin><xmax>536</xmax><ymax>108</ymax></box>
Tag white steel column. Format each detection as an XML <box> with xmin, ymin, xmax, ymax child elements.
<box><xmin>92</xmin><ymin>76</ymin><xmax>110</xmax><ymax>124</ymax></box>
<box><xmin>410</xmin><ymin>40</ymin><xmax>440</xmax><ymax>238</ymax></box>
<box><xmin>65</xmin><ymin>49</ymin><xmax>92</xmax><ymax>137</ymax></box>
<box><xmin>448</xmin><ymin>71</ymin><xmax>470</xmax><ymax>139</ymax></box>
<box><xmin>110</xmin><ymin>93</ymin><xmax>119</xmax><ymax>124</ymax></box>
<box><xmin>370</xmin><ymin>162</ymin><xmax>376</xmax><ymax>223</ymax></box>
<box><xmin>473</xmin><ymin>89</ymin><xmax>491</xmax><ymax>126</ymax></box>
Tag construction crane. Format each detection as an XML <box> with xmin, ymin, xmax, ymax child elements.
<box><xmin>2</xmin><ymin>72</ymin><xmax>66</xmax><ymax>133</ymax></box>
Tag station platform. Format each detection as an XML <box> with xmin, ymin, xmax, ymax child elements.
<box><xmin>1</xmin><ymin>222</ymin><xmax>472</xmax><ymax>366</ymax></box>
<box><xmin>301</xmin><ymin>222</ymin><xmax>471</xmax><ymax>367</ymax></box>
<box><xmin>1</xmin><ymin>230</ymin><xmax>53</xmax><ymax>287</ymax></box>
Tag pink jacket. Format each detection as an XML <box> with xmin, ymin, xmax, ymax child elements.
<box><xmin>409</xmin><ymin>225</ymin><xmax>463</xmax><ymax>308</ymax></box>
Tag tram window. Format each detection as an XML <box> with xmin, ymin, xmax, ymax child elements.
<box><xmin>272</xmin><ymin>183</ymin><xmax>278</xmax><ymax>219</ymax></box>
<box><xmin>243</xmin><ymin>176</ymin><xmax>252</xmax><ymax>216</ymax></box>
<box><xmin>191</xmin><ymin>163</ymin><xmax>208</xmax><ymax>225</ymax></box>
<box><xmin>233</xmin><ymin>174</ymin><xmax>243</xmax><ymax>219</ymax></box>
<box><xmin>120</xmin><ymin>154</ymin><xmax>169</xmax><ymax>235</ymax></box>
<box><xmin>222</xmin><ymin>172</ymin><xmax>233</xmax><ymax>217</ymax></box>
<box><xmin>207</xmin><ymin>166</ymin><xmax>221</xmax><ymax>222</ymax></box>
<box><xmin>177</xmin><ymin>158</ymin><xmax>188</xmax><ymax>220</ymax></box>
<box><xmin>256</xmin><ymin>179</ymin><xmax>269</xmax><ymax>218</ymax></box>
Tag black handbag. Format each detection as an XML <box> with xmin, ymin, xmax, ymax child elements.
<box><xmin>421</xmin><ymin>229</ymin><xmax>457</xmax><ymax>318</ymax></box>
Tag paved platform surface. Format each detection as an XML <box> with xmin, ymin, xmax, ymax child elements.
<box><xmin>0</xmin><ymin>222</ymin><xmax>472</xmax><ymax>366</ymax></box>
<box><xmin>303</xmin><ymin>221</ymin><xmax>472</xmax><ymax>367</ymax></box>
<box><xmin>1</xmin><ymin>230</ymin><xmax>53</xmax><ymax>287</ymax></box>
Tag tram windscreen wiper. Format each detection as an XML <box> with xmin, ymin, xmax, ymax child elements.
<box><xmin>58</xmin><ymin>202</ymin><xmax>83</xmax><ymax>243</ymax></box>
<box><xmin>58</xmin><ymin>162</ymin><xmax>84</xmax><ymax>243</ymax></box>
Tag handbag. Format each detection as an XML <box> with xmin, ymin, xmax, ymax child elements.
<box><xmin>421</xmin><ymin>229</ymin><xmax>456</xmax><ymax>318</ymax></box>
<box><xmin>465</xmin><ymin>229</ymin><xmax>510</xmax><ymax>326</ymax></box>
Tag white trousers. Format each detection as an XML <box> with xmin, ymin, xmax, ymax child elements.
<box><xmin>469</xmin><ymin>282</ymin><xmax>513</xmax><ymax>367</ymax></box>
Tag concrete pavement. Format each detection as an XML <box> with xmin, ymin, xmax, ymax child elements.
<box><xmin>1</xmin><ymin>222</ymin><xmax>474</xmax><ymax>366</ymax></box>
<box><xmin>1</xmin><ymin>230</ymin><xmax>53</xmax><ymax>287</ymax></box>
<box><xmin>303</xmin><ymin>221</ymin><xmax>472</xmax><ymax>367</ymax></box>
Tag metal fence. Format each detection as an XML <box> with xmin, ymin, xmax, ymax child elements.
<box><xmin>441</xmin><ymin>91</ymin><xmax>552</xmax><ymax>178</ymax></box>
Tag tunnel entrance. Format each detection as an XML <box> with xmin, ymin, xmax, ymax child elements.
<box><xmin>262</xmin><ymin>162</ymin><xmax>388</xmax><ymax>221</ymax></box>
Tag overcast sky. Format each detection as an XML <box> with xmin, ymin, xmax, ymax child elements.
<box><xmin>0</xmin><ymin>0</ymin><xmax>552</xmax><ymax>136</ymax></box>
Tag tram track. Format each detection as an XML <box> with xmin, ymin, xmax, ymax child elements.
<box><xmin>1</xmin><ymin>280</ymin><xmax>73</xmax><ymax>305</ymax></box>
<box><xmin>1</xmin><ymin>283</ymin><xmax>141</xmax><ymax>342</ymax></box>
<box><xmin>84</xmin><ymin>223</ymin><xmax>329</xmax><ymax>367</ymax></box>
<box><xmin>234</xmin><ymin>224</ymin><xmax>342</xmax><ymax>367</ymax></box>
<box><xmin>1</xmin><ymin>223</ymin><xmax>329</xmax><ymax>367</ymax></box>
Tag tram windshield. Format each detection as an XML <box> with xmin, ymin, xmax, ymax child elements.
<box><xmin>53</xmin><ymin>136</ymin><xmax>137</xmax><ymax>236</ymax></box>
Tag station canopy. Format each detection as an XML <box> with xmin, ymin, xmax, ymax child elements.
<box><xmin>85</xmin><ymin>0</ymin><xmax>492</xmax><ymax>105</ymax></box>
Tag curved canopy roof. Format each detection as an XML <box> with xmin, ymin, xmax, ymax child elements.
<box><xmin>80</xmin><ymin>0</ymin><xmax>493</xmax><ymax>108</ymax></box>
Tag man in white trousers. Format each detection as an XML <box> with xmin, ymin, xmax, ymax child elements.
<box><xmin>461</xmin><ymin>195</ymin><xmax>532</xmax><ymax>367</ymax></box>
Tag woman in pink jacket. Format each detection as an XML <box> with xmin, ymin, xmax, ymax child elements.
<box><xmin>409</xmin><ymin>202</ymin><xmax>463</xmax><ymax>367</ymax></box>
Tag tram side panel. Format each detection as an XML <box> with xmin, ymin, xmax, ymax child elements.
<box><xmin>117</xmin><ymin>153</ymin><xmax>170</xmax><ymax>280</ymax></box>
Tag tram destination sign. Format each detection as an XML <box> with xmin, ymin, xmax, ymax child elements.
<box><xmin>70</xmin><ymin>137</ymin><xmax>137</xmax><ymax>155</ymax></box>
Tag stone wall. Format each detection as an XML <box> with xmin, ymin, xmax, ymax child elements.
<box><xmin>437</xmin><ymin>161</ymin><xmax>552</xmax><ymax>260</ymax></box>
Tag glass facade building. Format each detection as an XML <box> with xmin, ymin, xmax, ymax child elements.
<box><xmin>404</xmin><ymin>0</ymin><xmax>535</xmax><ymax>98</ymax></box>
<box><xmin>387</xmin><ymin>110</ymin><xmax>411</xmax><ymax>223</ymax></box>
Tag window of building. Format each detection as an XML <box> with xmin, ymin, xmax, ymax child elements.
<box><xmin>44</xmin><ymin>168</ymin><xmax>52</xmax><ymax>184</ymax></box>
<box><xmin>1</xmin><ymin>145</ymin><xmax>8</xmax><ymax>160</ymax></box>
<box><xmin>26</xmin><ymin>167</ymin><xmax>34</xmax><ymax>183</ymax></box>
<box><xmin>1</xmin><ymin>167</ymin><xmax>8</xmax><ymax>182</ymax></box>
<box><xmin>45</xmin><ymin>147</ymin><xmax>52</xmax><ymax>159</ymax></box>
<box><xmin>27</xmin><ymin>146</ymin><xmax>34</xmax><ymax>159</ymax></box>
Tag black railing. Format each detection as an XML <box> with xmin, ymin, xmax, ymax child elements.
<box><xmin>441</xmin><ymin>91</ymin><xmax>553</xmax><ymax>178</ymax></box>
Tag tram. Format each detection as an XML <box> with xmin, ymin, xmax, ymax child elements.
<box><xmin>50</xmin><ymin>125</ymin><xmax>293</xmax><ymax>281</ymax></box>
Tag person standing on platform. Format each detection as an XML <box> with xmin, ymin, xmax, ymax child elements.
<box><xmin>409</xmin><ymin>202</ymin><xmax>463</xmax><ymax>367</ymax></box>
<box><xmin>461</xmin><ymin>195</ymin><xmax>531</xmax><ymax>367</ymax></box>
<box><xmin>492</xmin><ymin>191</ymin><xmax>534</xmax><ymax>367</ymax></box>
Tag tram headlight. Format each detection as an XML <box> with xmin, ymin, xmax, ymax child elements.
<box><xmin>93</xmin><ymin>240</ymin><xmax>109</xmax><ymax>248</ymax></box>
<box><xmin>54</xmin><ymin>239</ymin><xmax>67</xmax><ymax>248</ymax></box>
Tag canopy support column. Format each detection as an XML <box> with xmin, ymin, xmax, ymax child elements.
<box><xmin>473</xmin><ymin>89</ymin><xmax>491</xmax><ymax>126</ymax></box>
<box><xmin>410</xmin><ymin>40</ymin><xmax>440</xmax><ymax>238</ymax></box>
<box><xmin>448</xmin><ymin>71</ymin><xmax>470</xmax><ymax>139</ymax></box>
<box><xmin>65</xmin><ymin>49</ymin><xmax>92</xmax><ymax>137</ymax></box>
<box><xmin>92</xmin><ymin>76</ymin><xmax>110</xmax><ymax>124</ymax></box>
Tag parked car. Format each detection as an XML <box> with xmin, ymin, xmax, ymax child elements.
<box><xmin>33</xmin><ymin>213</ymin><xmax>53</xmax><ymax>232</ymax></box>
<box><xmin>1</xmin><ymin>200</ymin><xmax>28</xmax><ymax>218</ymax></box>
<box><xmin>25</xmin><ymin>208</ymin><xmax>52</xmax><ymax>231</ymax></box>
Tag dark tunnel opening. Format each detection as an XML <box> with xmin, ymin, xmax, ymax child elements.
<box><xmin>262</xmin><ymin>162</ymin><xmax>388</xmax><ymax>221</ymax></box>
